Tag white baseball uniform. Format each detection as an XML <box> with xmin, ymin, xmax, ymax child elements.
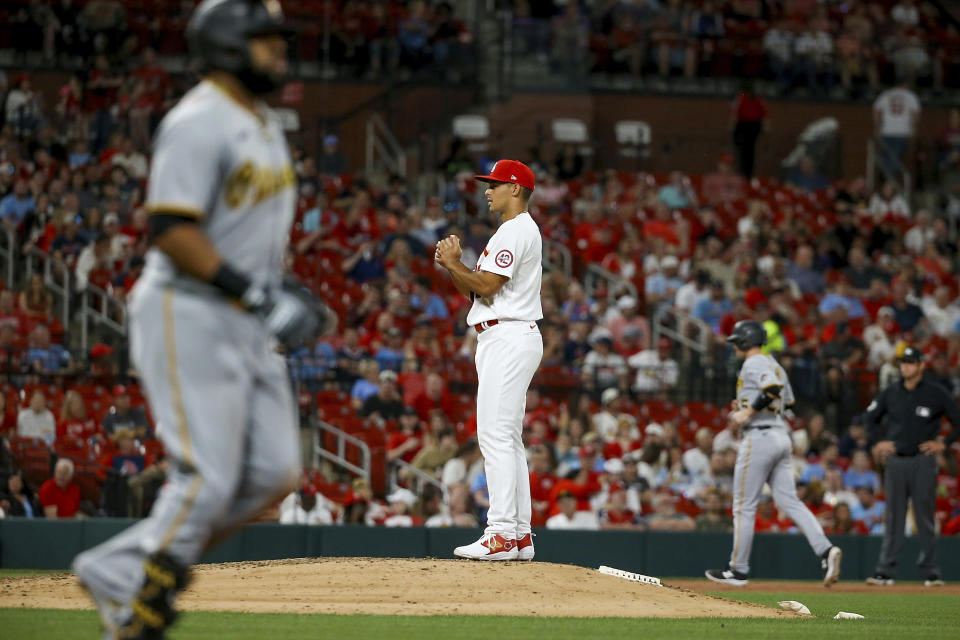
<box><xmin>468</xmin><ymin>212</ymin><xmax>543</xmax><ymax>539</ymax></box>
<box><xmin>73</xmin><ymin>79</ymin><xmax>300</xmax><ymax>604</ymax></box>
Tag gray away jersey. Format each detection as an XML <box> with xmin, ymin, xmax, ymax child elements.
<box><xmin>142</xmin><ymin>79</ymin><xmax>296</xmax><ymax>292</ymax></box>
<box><xmin>736</xmin><ymin>353</ymin><xmax>795</xmax><ymax>428</ymax></box>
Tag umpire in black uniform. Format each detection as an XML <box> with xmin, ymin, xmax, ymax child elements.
<box><xmin>862</xmin><ymin>346</ymin><xmax>960</xmax><ymax>586</ymax></box>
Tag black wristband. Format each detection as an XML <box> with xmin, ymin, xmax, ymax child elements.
<box><xmin>211</xmin><ymin>263</ymin><xmax>252</xmax><ymax>300</ymax></box>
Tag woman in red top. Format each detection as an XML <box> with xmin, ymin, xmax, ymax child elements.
<box><xmin>56</xmin><ymin>389</ymin><xmax>99</xmax><ymax>445</ymax></box>
<box><xmin>730</xmin><ymin>79</ymin><xmax>768</xmax><ymax>179</ymax></box>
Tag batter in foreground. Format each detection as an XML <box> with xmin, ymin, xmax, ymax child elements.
<box><xmin>435</xmin><ymin>160</ymin><xmax>543</xmax><ymax>561</ymax></box>
<box><xmin>705</xmin><ymin>320</ymin><xmax>842</xmax><ymax>587</ymax></box>
<box><xmin>73</xmin><ymin>1</ymin><xmax>322</xmax><ymax>638</ymax></box>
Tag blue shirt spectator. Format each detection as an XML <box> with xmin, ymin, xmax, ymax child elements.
<box><xmin>786</xmin><ymin>246</ymin><xmax>825</xmax><ymax>294</ymax></box>
<box><xmin>0</xmin><ymin>181</ymin><xmax>35</xmax><ymax>225</ymax></box>
<box><xmin>844</xmin><ymin>468</ymin><xmax>880</xmax><ymax>491</ymax></box>
<box><xmin>645</xmin><ymin>272</ymin><xmax>685</xmax><ymax>304</ymax></box>
<box><xmin>850</xmin><ymin>491</ymin><xmax>885</xmax><ymax>535</ymax></box>
<box><xmin>27</xmin><ymin>342</ymin><xmax>71</xmax><ymax>374</ymax></box>
<box><xmin>351</xmin><ymin>378</ymin><xmax>379</xmax><ymax>403</ymax></box>
<box><xmin>818</xmin><ymin>291</ymin><xmax>866</xmax><ymax>318</ymax></box>
<box><xmin>470</xmin><ymin>470</ymin><xmax>490</xmax><ymax>524</ymax></box>
<box><xmin>692</xmin><ymin>285</ymin><xmax>732</xmax><ymax>331</ymax></box>
<box><xmin>293</xmin><ymin>341</ymin><xmax>337</xmax><ymax>382</ymax></box>
<box><xmin>411</xmin><ymin>277</ymin><xmax>449</xmax><ymax>320</ymax></box>
<box><xmin>800</xmin><ymin>462</ymin><xmax>827</xmax><ymax>484</ymax></box>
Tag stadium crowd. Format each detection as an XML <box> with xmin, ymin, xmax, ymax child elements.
<box><xmin>0</xmin><ymin>15</ymin><xmax>959</xmax><ymax>543</ymax></box>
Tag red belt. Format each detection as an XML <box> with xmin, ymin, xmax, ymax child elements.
<box><xmin>474</xmin><ymin>319</ymin><xmax>499</xmax><ymax>333</ymax></box>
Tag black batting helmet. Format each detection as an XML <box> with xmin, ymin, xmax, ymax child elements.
<box><xmin>187</xmin><ymin>0</ymin><xmax>294</xmax><ymax>90</ymax></box>
<box><xmin>726</xmin><ymin>320</ymin><xmax>767</xmax><ymax>350</ymax></box>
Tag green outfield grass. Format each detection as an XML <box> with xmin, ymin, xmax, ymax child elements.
<box><xmin>0</xmin><ymin>589</ymin><xmax>957</xmax><ymax>639</ymax></box>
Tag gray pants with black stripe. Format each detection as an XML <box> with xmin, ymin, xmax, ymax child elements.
<box><xmin>876</xmin><ymin>454</ymin><xmax>939</xmax><ymax>578</ymax></box>
<box><xmin>73</xmin><ymin>284</ymin><xmax>300</xmax><ymax>604</ymax></box>
<box><xmin>730</xmin><ymin>428</ymin><xmax>833</xmax><ymax>574</ymax></box>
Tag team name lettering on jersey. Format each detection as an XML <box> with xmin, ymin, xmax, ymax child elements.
<box><xmin>224</xmin><ymin>161</ymin><xmax>296</xmax><ymax>209</ymax></box>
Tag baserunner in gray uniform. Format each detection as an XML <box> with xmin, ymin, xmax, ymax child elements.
<box><xmin>73</xmin><ymin>2</ymin><xmax>322</xmax><ymax>638</ymax></box>
<box><xmin>705</xmin><ymin>320</ymin><xmax>842</xmax><ymax>587</ymax></box>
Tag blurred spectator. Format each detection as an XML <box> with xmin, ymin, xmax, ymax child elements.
<box><xmin>0</xmin><ymin>290</ymin><xmax>27</xmax><ymax>336</ymax></box>
<box><xmin>279</xmin><ymin>488</ymin><xmax>334</xmax><ymax>525</ymax></box>
<box><xmin>868</xmin><ymin>181</ymin><xmax>911</xmax><ymax>220</ymax></box>
<box><xmin>50</xmin><ymin>212</ymin><xmax>88</xmax><ymax>268</ymax></box>
<box><xmin>56</xmin><ymin>389</ymin><xmax>98</xmax><ymax>444</ymax></box>
<box><xmin>764</xmin><ymin>20</ymin><xmax>796</xmax><ymax>92</ymax></box>
<box><xmin>843</xmin><ymin>449</ymin><xmax>880</xmax><ymax>491</ymax></box>
<box><xmin>818</xmin><ymin>278</ymin><xmax>866</xmax><ymax>320</ymax></box>
<box><xmin>441</xmin><ymin>437</ymin><xmax>482</xmax><ymax>489</ymax></box>
<box><xmin>682</xmin><ymin>427</ymin><xmax>714</xmax><ymax>478</ymax></box>
<box><xmin>607</xmin><ymin>297</ymin><xmax>650</xmax><ymax>353</ymax></box>
<box><xmin>101</xmin><ymin>385</ymin><xmax>149</xmax><ymax>440</ymax></box>
<box><xmin>5</xmin><ymin>75</ymin><xmax>41</xmax><ymax>138</ymax></box>
<box><xmin>411</xmin><ymin>428</ymin><xmax>458</xmax><ymax>476</ymax></box>
<box><xmin>920</xmin><ymin>286</ymin><xmax>960</xmax><ymax>338</ymax></box>
<box><xmin>0</xmin><ymin>179</ymin><xmax>35</xmax><ymax>229</ymax></box>
<box><xmin>794</xmin><ymin>20</ymin><xmax>834</xmax><ymax>95</ymax></box>
<box><xmin>17</xmin><ymin>389</ymin><xmax>57</xmax><ymax>445</ymax></box>
<box><xmin>645</xmin><ymin>255</ymin><xmax>683</xmax><ymax>308</ymax></box>
<box><xmin>386</xmin><ymin>407</ymin><xmax>423</xmax><ymax>464</ymax></box>
<box><xmin>375</xmin><ymin>327</ymin><xmax>406</xmax><ymax>372</ymax></box>
<box><xmin>873</xmin><ymin>81</ymin><xmax>921</xmax><ymax>181</ymax></box>
<box><xmin>889</xmin><ymin>278</ymin><xmax>924</xmax><ymax>332</ymax></box>
<box><xmin>823</xmin><ymin>468</ymin><xmax>859</xmax><ymax>509</ymax></box>
<box><xmin>800</xmin><ymin>443</ymin><xmax>840</xmax><ymax>483</ymax></box>
<box><xmin>37</xmin><ymin>458</ymin><xmax>80</xmax><ymax>518</ymax></box>
<box><xmin>318</xmin><ymin>134</ymin><xmax>346</xmax><ymax>176</ymax></box>
<box><xmin>693</xmin><ymin>280</ymin><xmax>733</xmax><ymax>332</ymax></box>
<box><xmin>546</xmin><ymin>489</ymin><xmax>600</xmax><ymax>530</ymax></box>
<box><xmin>21</xmin><ymin>274</ymin><xmax>54</xmax><ymax>320</ymax></box>
<box><xmin>838</xmin><ymin>422</ymin><xmax>871</xmax><ymax>458</ymax></box>
<box><xmin>730</xmin><ymin>80</ymin><xmax>767</xmax><ymax>179</ymax></box>
<box><xmin>675</xmin><ymin>269</ymin><xmax>712</xmax><ymax>314</ymax></box>
<box><xmin>74</xmin><ymin>231</ymin><xmax>113</xmax><ymax>291</ymax></box>
<box><xmin>694</xmin><ymin>490</ymin><xmax>733</xmax><ymax>532</ymax></box>
<box><xmin>350</xmin><ymin>359</ymin><xmax>381</xmax><ymax>407</ymax></box>
<box><xmin>702</xmin><ymin>155</ymin><xmax>746</xmax><ymax>205</ymax></box>
<box><xmin>383</xmin><ymin>487</ymin><xmax>422</xmax><ymax>527</ymax></box>
<box><xmin>784</xmin><ymin>156</ymin><xmax>829</xmax><ymax>193</ymax></box>
<box><xmin>850</xmin><ymin>485</ymin><xmax>885</xmax><ymax>534</ymax></box>
<box><xmin>412</xmin><ymin>372</ymin><xmax>454</xmax><ymax>422</ymax></box>
<box><xmin>360</xmin><ymin>370</ymin><xmax>404</xmax><ymax>422</ymax></box>
<box><xmin>598</xmin><ymin>484</ymin><xmax>644</xmax><ymax>530</ymax></box>
<box><xmin>0</xmin><ymin>471</ymin><xmax>42</xmax><ymax>518</ymax></box>
<box><xmin>646</xmin><ymin>492</ymin><xmax>695</xmax><ymax>531</ymax></box>
<box><xmin>27</xmin><ymin>325</ymin><xmax>71</xmax><ymax>375</ymax></box>
<box><xmin>628</xmin><ymin>336</ymin><xmax>679</xmax><ymax>395</ymax></box>
<box><xmin>582</xmin><ymin>335</ymin><xmax>627</xmax><ymax>396</ymax></box>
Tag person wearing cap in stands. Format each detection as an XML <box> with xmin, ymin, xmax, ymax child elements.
<box><xmin>435</xmin><ymin>159</ymin><xmax>543</xmax><ymax>561</ymax></box>
<box><xmin>628</xmin><ymin>336</ymin><xmax>679</xmax><ymax>396</ymax></box>
<box><xmin>863</xmin><ymin>345</ymin><xmax>960</xmax><ymax>587</ymax></box>
<box><xmin>644</xmin><ymin>254</ymin><xmax>684</xmax><ymax>310</ymax></box>
<box><xmin>546</xmin><ymin>489</ymin><xmax>600</xmax><ymax>530</ymax></box>
<box><xmin>101</xmin><ymin>384</ymin><xmax>150</xmax><ymax>440</ymax></box>
<box><xmin>360</xmin><ymin>369</ymin><xmax>405</xmax><ymax>422</ymax></box>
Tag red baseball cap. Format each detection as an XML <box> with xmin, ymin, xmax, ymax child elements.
<box><xmin>475</xmin><ymin>159</ymin><xmax>535</xmax><ymax>191</ymax></box>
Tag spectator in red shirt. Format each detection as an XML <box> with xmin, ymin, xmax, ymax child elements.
<box><xmin>56</xmin><ymin>389</ymin><xmax>99</xmax><ymax>445</ymax></box>
<box><xmin>38</xmin><ymin>457</ymin><xmax>82</xmax><ymax>518</ymax></box>
<box><xmin>412</xmin><ymin>372</ymin><xmax>454</xmax><ymax>421</ymax></box>
<box><xmin>755</xmin><ymin>495</ymin><xmax>792</xmax><ymax>532</ymax></box>
<box><xmin>386</xmin><ymin>407</ymin><xmax>423</xmax><ymax>464</ymax></box>
<box><xmin>599</xmin><ymin>483</ymin><xmax>644</xmax><ymax>530</ymax></box>
<box><xmin>0</xmin><ymin>290</ymin><xmax>27</xmax><ymax>336</ymax></box>
<box><xmin>730</xmin><ymin>79</ymin><xmax>768</xmax><ymax>179</ymax></box>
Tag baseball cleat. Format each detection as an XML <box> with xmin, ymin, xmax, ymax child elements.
<box><xmin>454</xmin><ymin>533</ymin><xmax>519</xmax><ymax>561</ymax></box>
<box><xmin>74</xmin><ymin>568</ymin><xmax>131</xmax><ymax>640</ymax></box>
<box><xmin>516</xmin><ymin>533</ymin><xmax>535</xmax><ymax>561</ymax></box>
<box><xmin>865</xmin><ymin>573</ymin><xmax>895</xmax><ymax>586</ymax></box>
<box><xmin>924</xmin><ymin>577</ymin><xmax>945</xmax><ymax>587</ymax></box>
<box><xmin>821</xmin><ymin>546</ymin><xmax>842</xmax><ymax>587</ymax></box>
<box><xmin>704</xmin><ymin>568</ymin><xmax>749</xmax><ymax>587</ymax></box>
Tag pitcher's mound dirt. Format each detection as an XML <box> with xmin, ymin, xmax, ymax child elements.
<box><xmin>0</xmin><ymin>558</ymin><xmax>788</xmax><ymax>618</ymax></box>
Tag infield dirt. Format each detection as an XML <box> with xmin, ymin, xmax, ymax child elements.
<box><xmin>0</xmin><ymin>557</ymin><xmax>790</xmax><ymax>618</ymax></box>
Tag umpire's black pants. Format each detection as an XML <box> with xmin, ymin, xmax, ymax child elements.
<box><xmin>876</xmin><ymin>454</ymin><xmax>940</xmax><ymax>578</ymax></box>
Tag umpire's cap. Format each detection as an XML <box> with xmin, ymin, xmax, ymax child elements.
<box><xmin>898</xmin><ymin>346</ymin><xmax>924</xmax><ymax>363</ymax></box>
<box><xmin>187</xmin><ymin>0</ymin><xmax>295</xmax><ymax>75</ymax></box>
<box><xmin>726</xmin><ymin>319</ymin><xmax>767</xmax><ymax>350</ymax></box>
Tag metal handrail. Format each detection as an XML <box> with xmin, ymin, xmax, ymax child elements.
<box><xmin>651</xmin><ymin>305</ymin><xmax>710</xmax><ymax>355</ymax></box>
<box><xmin>24</xmin><ymin>247</ymin><xmax>71</xmax><ymax>333</ymax></box>
<box><xmin>314</xmin><ymin>419</ymin><xmax>371</xmax><ymax>482</ymax></box>
<box><xmin>365</xmin><ymin>113</ymin><xmax>407</xmax><ymax>178</ymax></box>
<box><xmin>583</xmin><ymin>264</ymin><xmax>638</xmax><ymax>303</ymax></box>
<box><xmin>542</xmin><ymin>238</ymin><xmax>572</xmax><ymax>278</ymax></box>
<box><xmin>79</xmin><ymin>283</ymin><xmax>127</xmax><ymax>353</ymax></box>
<box><xmin>388</xmin><ymin>458</ymin><xmax>449</xmax><ymax>502</ymax></box>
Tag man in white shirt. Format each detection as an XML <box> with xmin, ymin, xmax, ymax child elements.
<box><xmin>903</xmin><ymin>210</ymin><xmax>935</xmax><ymax>253</ymax></box>
<box><xmin>674</xmin><ymin>269</ymin><xmax>712</xmax><ymax>314</ymax></box>
<box><xmin>582</xmin><ymin>335</ymin><xmax>628</xmax><ymax>395</ymax></box>
<box><xmin>546</xmin><ymin>491</ymin><xmax>600</xmax><ymax>530</ymax></box>
<box><xmin>921</xmin><ymin>286</ymin><xmax>960</xmax><ymax>337</ymax></box>
<box><xmin>278</xmin><ymin>489</ymin><xmax>334</xmax><ymax>525</ymax></box>
<box><xmin>682</xmin><ymin>427</ymin><xmax>714</xmax><ymax>477</ymax></box>
<box><xmin>17</xmin><ymin>389</ymin><xmax>55</xmax><ymax>445</ymax></box>
<box><xmin>628</xmin><ymin>336</ymin><xmax>679</xmax><ymax>395</ymax></box>
<box><xmin>794</xmin><ymin>23</ymin><xmax>833</xmax><ymax>94</ymax></box>
<box><xmin>874</xmin><ymin>81</ymin><xmax>921</xmax><ymax>180</ymax></box>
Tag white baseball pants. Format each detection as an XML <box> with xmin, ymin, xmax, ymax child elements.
<box><xmin>475</xmin><ymin>321</ymin><xmax>543</xmax><ymax>538</ymax></box>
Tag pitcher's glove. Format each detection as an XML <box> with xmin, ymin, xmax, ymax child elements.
<box><xmin>243</xmin><ymin>278</ymin><xmax>326</xmax><ymax>350</ymax></box>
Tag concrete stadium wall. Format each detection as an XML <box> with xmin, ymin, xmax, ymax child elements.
<box><xmin>2</xmin><ymin>519</ymin><xmax>958</xmax><ymax>581</ymax></box>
